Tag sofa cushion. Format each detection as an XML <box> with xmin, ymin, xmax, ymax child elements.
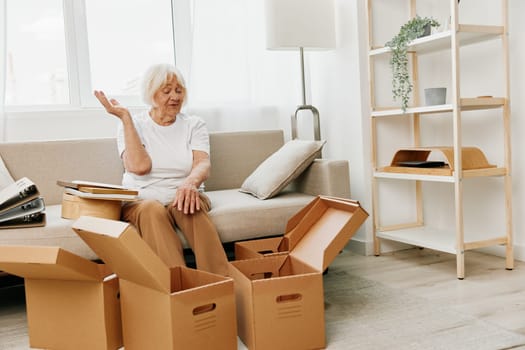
<box><xmin>206</xmin><ymin>189</ymin><xmax>315</xmax><ymax>242</ymax></box>
<box><xmin>240</xmin><ymin>139</ymin><xmax>326</xmax><ymax>199</ymax></box>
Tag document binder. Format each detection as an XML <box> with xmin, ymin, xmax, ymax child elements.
<box><xmin>0</xmin><ymin>177</ymin><xmax>46</xmax><ymax>228</ymax></box>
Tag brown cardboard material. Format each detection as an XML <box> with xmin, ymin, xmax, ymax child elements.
<box><xmin>72</xmin><ymin>216</ymin><xmax>238</xmax><ymax>350</ymax></box>
<box><xmin>61</xmin><ymin>193</ymin><xmax>122</xmax><ymax>220</ymax></box>
<box><xmin>234</xmin><ymin>236</ymin><xmax>285</xmax><ymax>260</ymax></box>
<box><xmin>0</xmin><ymin>246</ymin><xmax>122</xmax><ymax>350</ymax></box>
<box><xmin>230</xmin><ymin>195</ymin><xmax>369</xmax><ymax>350</ymax></box>
<box><xmin>235</xmin><ymin>196</ymin><xmax>368</xmax><ymax>264</ymax></box>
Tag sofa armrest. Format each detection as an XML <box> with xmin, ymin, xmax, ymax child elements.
<box><xmin>291</xmin><ymin>159</ymin><xmax>351</xmax><ymax>198</ymax></box>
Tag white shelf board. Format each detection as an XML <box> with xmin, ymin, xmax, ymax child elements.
<box><xmin>377</xmin><ymin>227</ymin><xmax>457</xmax><ymax>253</ymax></box>
<box><xmin>370</xmin><ymin>30</ymin><xmax>452</xmax><ymax>56</ymax></box>
<box><xmin>371</xmin><ymin>97</ymin><xmax>505</xmax><ymax>118</ymax></box>
<box><xmin>376</xmin><ymin>226</ymin><xmax>507</xmax><ymax>254</ymax></box>
<box><xmin>374</xmin><ymin>171</ymin><xmax>455</xmax><ymax>183</ymax></box>
<box><xmin>371</xmin><ymin>104</ymin><xmax>453</xmax><ymax>117</ymax></box>
<box><xmin>369</xmin><ymin>25</ymin><xmax>504</xmax><ymax>57</ymax></box>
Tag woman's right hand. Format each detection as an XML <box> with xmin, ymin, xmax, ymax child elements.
<box><xmin>94</xmin><ymin>90</ymin><xmax>131</xmax><ymax>121</ymax></box>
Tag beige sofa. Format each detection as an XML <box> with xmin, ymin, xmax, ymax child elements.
<box><xmin>0</xmin><ymin>130</ymin><xmax>350</xmax><ymax>260</ymax></box>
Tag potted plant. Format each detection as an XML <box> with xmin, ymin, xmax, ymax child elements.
<box><xmin>385</xmin><ymin>15</ymin><xmax>440</xmax><ymax>112</ymax></box>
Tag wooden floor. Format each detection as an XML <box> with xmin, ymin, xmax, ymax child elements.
<box><xmin>1</xmin><ymin>248</ymin><xmax>525</xmax><ymax>349</ymax></box>
<box><xmin>336</xmin><ymin>248</ymin><xmax>525</xmax><ymax>335</ymax></box>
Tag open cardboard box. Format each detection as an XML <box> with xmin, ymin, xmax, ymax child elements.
<box><xmin>235</xmin><ymin>196</ymin><xmax>368</xmax><ymax>261</ymax></box>
<box><xmin>229</xmin><ymin>196</ymin><xmax>368</xmax><ymax>350</ymax></box>
<box><xmin>0</xmin><ymin>246</ymin><xmax>122</xmax><ymax>350</ymax></box>
<box><xmin>72</xmin><ymin>216</ymin><xmax>238</xmax><ymax>350</ymax></box>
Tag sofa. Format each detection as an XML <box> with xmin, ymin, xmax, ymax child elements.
<box><xmin>0</xmin><ymin>129</ymin><xmax>350</xmax><ymax>261</ymax></box>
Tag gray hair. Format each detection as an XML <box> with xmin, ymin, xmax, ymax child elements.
<box><xmin>140</xmin><ymin>63</ymin><xmax>187</xmax><ymax>106</ymax></box>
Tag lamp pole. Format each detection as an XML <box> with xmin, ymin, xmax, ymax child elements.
<box><xmin>291</xmin><ymin>47</ymin><xmax>321</xmax><ymax>141</ymax></box>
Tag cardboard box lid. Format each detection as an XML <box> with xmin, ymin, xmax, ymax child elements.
<box><xmin>283</xmin><ymin>196</ymin><xmax>368</xmax><ymax>272</ymax></box>
<box><xmin>0</xmin><ymin>246</ymin><xmax>104</xmax><ymax>281</ymax></box>
<box><xmin>72</xmin><ymin>216</ymin><xmax>171</xmax><ymax>293</ymax></box>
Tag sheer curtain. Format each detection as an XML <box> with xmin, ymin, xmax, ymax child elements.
<box><xmin>0</xmin><ymin>0</ymin><xmax>6</xmax><ymax>141</ymax></box>
<box><xmin>184</xmin><ymin>0</ymin><xmax>300</xmax><ymax>134</ymax></box>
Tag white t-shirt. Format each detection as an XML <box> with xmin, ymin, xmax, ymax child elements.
<box><xmin>117</xmin><ymin>111</ymin><xmax>210</xmax><ymax>205</ymax></box>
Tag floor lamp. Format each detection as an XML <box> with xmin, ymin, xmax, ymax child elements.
<box><xmin>264</xmin><ymin>0</ymin><xmax>336</xmax><ymax>141</ymax></box>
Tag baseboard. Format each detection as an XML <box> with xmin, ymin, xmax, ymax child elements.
<box><xmin>345</xmin><ymin>237</ymin><xmax>415</xmax><ymax>256</ymax></box>
<box><xmin>344</xmin><ymin>238</ymin><xmax>368</xmax><ymax>255</ymax></box>
<box><xmin>347</xmin><ymin>238</ymin><xmax>525</xmax><ymax>263</ymax></box>
<box><xmin>476</xmin><ymin>243</ymin><xmax>525</xmax><ymax>263</ymax></box>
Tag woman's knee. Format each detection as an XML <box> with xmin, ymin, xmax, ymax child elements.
<box><xmin>131</xmin><ymin>199</ymin><xmax>167</xmax><ymax>219</ymax></box>
<box><xmin>140</xmin><ymin>199</ymin><xmax>165</xmax><ymax>210</ymax></box>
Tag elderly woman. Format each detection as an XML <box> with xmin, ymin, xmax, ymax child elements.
<box><xmin>94</xmin><ymin>63</ymin><xmax>229</xmax><ymax>276</ymax></box>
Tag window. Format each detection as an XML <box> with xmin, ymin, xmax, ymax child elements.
<box><xmin>5</xmin><ymin>0</ymin><xmax>69</xmax><ymax>106</ymax></box>
<box><xmin>84</xmin><ymin>0</ymin><xmax>175</xmax><ymax>101</ymax></box>
<box><xmin>4</xmin><ymin>0</ymin><xmax>177</xmax><ymax>110</ymax></box>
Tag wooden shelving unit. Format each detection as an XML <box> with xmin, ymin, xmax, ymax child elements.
<box><xmin>367</xmin><ymin>0</ymin><xmax>513</xmax><ymax>279</ymax></box>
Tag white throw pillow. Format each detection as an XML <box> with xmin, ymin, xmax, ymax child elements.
<box><xmin>0</xmin><ymin>156</ymin><xmax>14</xmax><ymax>190</ymax></box>
<box><xmin>240</xmin><ymin>139</ymin><xmax>326</xmax><ymax>200</ymax></box>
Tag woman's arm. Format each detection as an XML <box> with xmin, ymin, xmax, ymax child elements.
<box><xmin>172</xmin><ymin>150</ymin><xmax>210</xmax><ymax>214</ymax></box>
<box><xmin>94</xmin><ymin>90</ymin><xmax>152</xmax><ymax>175</ymax></box>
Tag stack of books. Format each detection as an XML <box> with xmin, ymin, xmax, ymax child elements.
<box><xmin>0</xmin><ymin>177</ymin><xmax>46</xmax><ymax>228</ymax></box>
<box><xmin>57</xmin><ymin>180</ymin><xmax>139</xmax><ymax>220</ymax></box>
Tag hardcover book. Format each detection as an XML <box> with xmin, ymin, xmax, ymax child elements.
<box><xmin>57</xmin><ymin>179</ymin><xmax>138</xmax><ymax>201</ymax></box>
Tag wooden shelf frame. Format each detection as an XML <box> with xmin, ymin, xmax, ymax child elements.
<box><xmin>367</xmin><ymin>0</ymin><xmax>513</xmax><ymax>279</ymax></box>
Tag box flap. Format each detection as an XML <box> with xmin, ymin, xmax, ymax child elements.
<box><xmin>284</xmin><ymin>196</ymin><xmax>321</xmax><ymax>233</ymax></box>
<box><xmin>288</xmin><ymin>196</ymin><xmax>368</xmax><ymax>271</ymax></box>
<box><xmin>279</xmin><ymin>196</ymin><xmax>322</xmax><ymax>252</ymax></box>
<box><xmin>0</xmin><ymin>246</ymin><xmax>103</xmax><ymax>281</ymax></box>
<box><xmin>72</xmin><ymin>216</ymin><xmax>171</xmax><ymax>293</ymax></box>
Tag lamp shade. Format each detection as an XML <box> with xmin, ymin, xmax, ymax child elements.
<box><xmin>264</xmin><ymin>0</ymin><xmax>336</xmax><ymax>50</ymax></box>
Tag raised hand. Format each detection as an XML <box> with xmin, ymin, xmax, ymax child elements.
<box><xmin>94</xmin><ymin>90</ymin><xmax>131</xmax><ymax>120</ymax></box>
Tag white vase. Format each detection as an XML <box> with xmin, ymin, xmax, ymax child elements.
<box><xmin>424</xmin><ymin>87</ymin><xmax>447</xmax><ymax>106</ymax></box>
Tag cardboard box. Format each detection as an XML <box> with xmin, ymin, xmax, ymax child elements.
<box><xmin>229</xmin><ymin>196</ymin><xmax>369</xmax><ymax>350</ymax></box>
<box><xmin>235</xmin><ymin>196</ymin><xmax>368</xmax><ymax>261</ymax></box>
<box><xmin>61</xmin><ymin>193</ymin><xmax>122</xmax><ymax>220</ymax></box>
<box><xmin>0</xmin><ymin>246</ymin><xmax>122</xmax><ymax>350</ymax></box>
<box><xmin>72</xmin><ymin>216</ymin><xmax>238</xmax><ymax>350</ymax></box>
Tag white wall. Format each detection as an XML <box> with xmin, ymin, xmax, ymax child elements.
<box><xmin>2</xmin><ymin>109</ymin><xmax>119</xmax><ymax>141</ymax></box>
<box><xmin>1</xmin><ymin>104</ymin><xmax>289</xmax><ymax>142</ymax></box>
<box><xmin>307</xmin><ymin>0</ymin><xmax>372</xmax><ymax>252</ymax></box>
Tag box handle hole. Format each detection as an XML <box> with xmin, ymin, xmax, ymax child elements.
<box><xmin>250</xmin><ymin>272</ymin><xmax>273</xmax><ymax>280</ymax></box>
<box><xmin>276</xmin><ymin>293</ymin><xmax>302</xmax><ymax>303</ymax></box>
<box><xmin>193</xmin><ymin>303</ymin><xmax>216</xmax><ymax>315</ymax></box>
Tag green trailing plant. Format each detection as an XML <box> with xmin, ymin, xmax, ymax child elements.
<box><xmin>385</xmin><ymin>15</ymin><xmax>439</xmax><ymax>112</ymax></box>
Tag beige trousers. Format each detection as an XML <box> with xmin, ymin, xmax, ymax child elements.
<box><xmin>121</xmin><ymin>192</ymin><xmax>229</xmax><ymax>276</ymax></box>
